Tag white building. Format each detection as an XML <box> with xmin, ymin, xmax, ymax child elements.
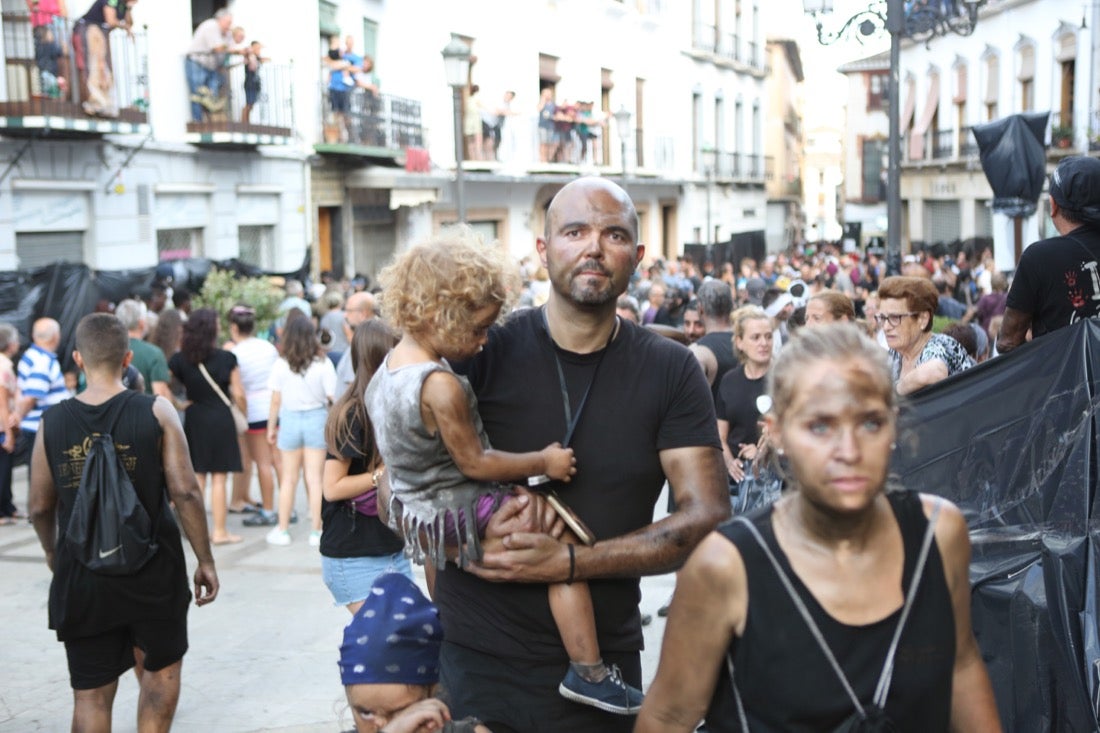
<box><xmin>838</xmin><ymin>50</ymin><xmax>890</xmax><ymax>251</ymax></box>
<box><xmin>764</xmin><ymin>38</ymin><xmax>805</xmax><ymax>253</ymax></box>
<box><xmin>803</xmin><ymin>124</ymin><xmax>844</xmax><ymax>244</ymax></box>
<box><xmin>0</xmin><ymin>0</ymin><xmax>772</xmax><ymax>280</ymax></box>
<box><xmin>0</xmin><ymin>0</ymin><xmax>312</xmax><ymax>273</ymax></box>
<box><xmin>837</xmin><ymin>0</ymin><xmax>1096</xmax><ymax>269</ymax></box>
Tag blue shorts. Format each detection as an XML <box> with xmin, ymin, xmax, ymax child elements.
<box><xmin>276</xmin><ymin>407</ymin><xmax>328</xmax><ymax>451</ymax></box>
<box><xmin>321</xmin><ymin>552</ymin><xmax>413</xmax><ymax>606</ymax></box>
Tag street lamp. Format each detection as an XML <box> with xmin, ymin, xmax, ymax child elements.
<box><xmin>702</xmin><ymin>147</ymin><xmax>717</xmax><ymax>262</ymax></box>
<box><xmin>441</xmin><ymin>34</ymin><xmax>471</xmax><ymax>223</ymax></box>
<box><xmin>803</xmin><ymin>0</ymin><xmax>984</xmax><ymax>274</ymax></box>
<box><xmin>613</xmin><ymin>105</ymin><xmax>632</xmax><ymax>187</ymax></box>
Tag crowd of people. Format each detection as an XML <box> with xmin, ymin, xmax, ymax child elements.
<box><xmin>13</xmin><ymin>156</ymin><xmax>1100</xmax><ymax>730</ymax></box>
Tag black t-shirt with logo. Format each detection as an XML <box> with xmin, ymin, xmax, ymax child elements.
<box><xmin>1006</xmin><ymin>226</ymin><xmax>1100</xmax><ymax>338</ymax></box>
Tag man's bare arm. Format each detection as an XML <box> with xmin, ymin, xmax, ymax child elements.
<box><xmin>28</xmin><ymin>425</ymin><xmax>57</xmax><ymax>570</ymax></box>
<box><xmin>154</xmin><ymin>397</ymin><xmax>219</xmax><ymax>605</ymax></box>
<box><xmin>996</xmin><ymin>306</ymin><xmax>1031</xmax><ymax>354</ymax></box>
<box><xmin>470</xmin><ymin>445</ymin><xmax>729</xmax><ymax>583</ymax></box>
<box><xmin>688</xmin><ymin>343</ymin><xmax>718</xmax><ymax>386</ymax></box>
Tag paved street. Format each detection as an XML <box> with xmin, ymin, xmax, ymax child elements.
<box><xmin>0</xmin><ymin>467</ymin><xmax>677</xmax><ymax>733</ymax></box>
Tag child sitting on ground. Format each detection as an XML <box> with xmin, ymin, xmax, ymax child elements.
<box><xmin>365</xmin><ymin>227</ymin><xmax>644</xmax><ymax>715</ymax></box>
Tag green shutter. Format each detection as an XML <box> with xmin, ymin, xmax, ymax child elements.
<box><xmin>362</xmin><ymin>18</ymin><xmax>378</xmax><ymax>60</ymax></box>
<box><xmin>319</xmin><ymin>0</ymin><xmax>339</xmax><ymax>37</ymax></box>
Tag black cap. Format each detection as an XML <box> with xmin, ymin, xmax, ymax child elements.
<box><xmin>1050</xmin><ymin>156</ymin><xmax>1100</xmax><ymax>223</ymax></box>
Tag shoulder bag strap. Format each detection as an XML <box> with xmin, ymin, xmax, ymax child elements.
<box><xmin>197</xmin><ymin>362</ymin><xmax>234</xmax><ymax>410</ymax></box>
<box><xmin>725</xmin><ymin>653</ymin><xmax>752</xmax><ymax>732</ymax></box>
<box><xmin>59</xmin><ymin>391</ymin><xmax>135</xmax><ymax>437</ymax></box>
<box><xmin>871</xmin><ymin>498</ymin><xmax>942</xmax><ymax>708</ymax></box>
<box><xmin>734</xmin><ymin>515</ymin><xmax>868</xmax><ymax>718</ymax></box>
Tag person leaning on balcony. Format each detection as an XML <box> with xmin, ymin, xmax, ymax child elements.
<box><xmin>185</xmin><ymin>7</ymin><xmax>234</xmax><ymax>122</ymax></box>
<box><xmin>71</xmin><ymin>0</ymin><xmax>135</xmax><ymax>117</ymax></box>
<box><xmin>998</xmin><ymin>156</ymin><xmax>1100</xmax><ymax>354</ymax></box>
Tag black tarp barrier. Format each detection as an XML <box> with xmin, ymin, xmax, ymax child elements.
<box><xmin>0</xmin><ymin>255</ymin><xmax>310</xmax><ymax>371</ymax></box>
<box><xmin>683</xmin><ymin>230</ymin><xmax>766</xmax><ymax>272</ymax></box>
<box><xmin>972</xmin><ymin>112</ymin><xmax>1050</xmax><ymax>218</ymax></box>
<box><xmin>892</xmin><ymin>319</ymin><xmax>1100</xmax><ymax>732</ymax></box>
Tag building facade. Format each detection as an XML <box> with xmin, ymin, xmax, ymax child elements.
<box><xmin>764</xmin><ymin>38</ymin><xmax>804</xmax><ymax>253</ymax></box>
<box><xmin>0</xmin><ymin>0</ymin><xmax>311</xmax><ymax>273</ymax></box>
<box><xmin>0</xmin><ymin>0</ymin><xmax>774</xmax><ymax>280</ymax></box>
<box><xmin>838</xmin><ymin>50</ymin><xmax>890</xmax><ymax>252</ymax></box>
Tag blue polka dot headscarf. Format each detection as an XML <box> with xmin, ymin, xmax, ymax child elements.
<box><xmin>339</xmin><ymin>573</ymin><xmax>443</xmax><ymax>686</ymax></box>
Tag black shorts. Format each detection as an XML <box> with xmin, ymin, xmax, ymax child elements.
<box><xmin>330</xmin><ymin>88</ymin><xmax>349</xmax><ymax>113</ymax></box>
<box><xmin>439</xmin><ymin>641</ymin><xmax>639</xmax><ymax>733</ymax></box>
<box><xmin>64</xmin><ymin>615</ymin><xmax>189</xmax><ymax>690</ymax></box>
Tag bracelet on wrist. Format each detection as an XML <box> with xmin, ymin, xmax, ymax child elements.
<box><xmin>565</xmin><ymin>542</ymin><xmax>575</xmax><ymax>585</ymax></box>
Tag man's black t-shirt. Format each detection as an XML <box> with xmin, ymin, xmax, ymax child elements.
<box><xmin>320</xmin><ymin>410</ymin><xmax>404</xmax><ymax>558</ymax></box>
<box><xmin>696</xmin><ymin>330</ymin><xmax>738</xmax><ymax>404</ymax></box>
<box><xmin>436</xmin><ymin>308</ymin><xmax>719</xmax><ymax>662</ymax></box>
<box><xmin>714</xmin><ymin>366</ymin><xmax>766</xmax><ymax>453</ymax></box>
<box><xmin>41</xmin><ymin>391</ymin><xmax>190</xmax><ymax>640</ymax></box>
<box><xmin>1006</xmin><ymin>226</ymin><xmax>1100</xmax><ymax>338</ymax></box>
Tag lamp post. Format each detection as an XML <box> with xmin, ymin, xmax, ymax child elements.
<box><xmin>613</xmin><ymin>105</ymin><xmax>632</xmax><ymax>187</ymax></box>
<box><xmin>441</xmin><ymin>34</ymin><xmax>471</xmax><ymax>224</ymax></box>
<box><xmin>802</xmin><ymin>0</ymin><xmax>984</xmax><ymax>275</ymax></box>
<box><xmin>702</xmin><ymin>147</ymin><xmax>716</xmax><ymax>264</ymax></box>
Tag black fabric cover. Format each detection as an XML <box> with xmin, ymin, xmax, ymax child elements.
<box><xmin>892</xmin><ymin>319</ymin><xmax>1100</xmax><ymax>732</ymax></box>
<box><xmin>0</xmin><ymin>255</ymin><xmax>310</xmax><ymax>371</ymax></box>
<box><xmin>971</xmin><ymin>112</ymin><xmax>1050</xmax><ymax>218</ymax></box>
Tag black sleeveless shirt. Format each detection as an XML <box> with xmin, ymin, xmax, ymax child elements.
<box><xmin>706</xmin><ymin>490</ymin><xmax>955</xmax><ymax>732</ymax></box>
<box><xmin>42</xmin><ymin>391</ymin><xmax>191</xmax><ymax>640</ymax></box>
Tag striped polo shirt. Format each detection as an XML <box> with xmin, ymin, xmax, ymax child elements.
<box><xmin>17</xmin><ymin>343</ymin><xmax>68</xmax><ymax>433</ymax></box>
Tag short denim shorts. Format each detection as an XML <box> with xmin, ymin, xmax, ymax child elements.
<box><xmin>321</xmin><ymin>551</ymin><xmax>413</xmax><ymax>607</ymax></box>
<box><xmin>276</xmin><ymin>407</ymin><xmax>328</xmax><ymax>451</ymax></box>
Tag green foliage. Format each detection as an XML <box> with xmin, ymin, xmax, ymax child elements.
<box><xmin>194</xmin><ymin>268</ymin><xmax>284</xmax><ymax>338</ymax></box>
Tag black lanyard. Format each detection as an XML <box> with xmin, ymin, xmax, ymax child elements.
<box><xmin>529</xmin><ymin>308</ymin><xmax>618</xmax><ymax>485</ymax></box>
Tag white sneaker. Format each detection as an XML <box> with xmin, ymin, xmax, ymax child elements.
<box><xmin>308</xmin><ymin>530</ymin><xmax>322</xmax><ymax>547</ymax></box>
<box><xmin>266</xmin><ymin>527</ymin><xmax>291</xmax><ymax>546</ymax></box>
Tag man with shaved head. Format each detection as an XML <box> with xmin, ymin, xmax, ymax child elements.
<box><xmin>434</xmin><ymin>177</ymin><xmax>728</xmax><ymax>732</ymax></box>
<box><xmin>12</xmin><ymin>318</ymin><xmax>69</xmax><ymax>484</ymax></box>
<box><xmin>334</xmin><ymin>290</ymin><xmax>376</xmax><ymax>395</ymax></box>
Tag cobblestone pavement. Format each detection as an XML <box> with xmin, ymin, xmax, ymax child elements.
<box><xmin>0</xmin><ymin>468</ymin><xmax>677</xmax><ymax>733</ymax></box>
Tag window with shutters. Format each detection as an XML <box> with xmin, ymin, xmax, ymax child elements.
<box><xmin>1016</xmin><ymin>43</ymin><xmax>1034</xmax><ymax>112</ymax></box>
<box><xmin>157</xmin><ymin>228</ymin><xmax>203</xmax><ymax>261</ymax></box>
<box><xmin>982</xmin><ymin>52</ymin><xmax>998</xmax><ymax>121</ymax></box>
<box><xmin>923</xmin><ymin>200</ymin><xmax>960</xmax><ymax>245</ymax></box>
<box><xmin>861</xmin><ymin>138</ymin><xmax>887</xmax><ymax>203</ymax></box>
<box><xmin>238</xmin><ymin>225</ymin><xmax>275</xmax><ymax>269</ymax></box>
<box><xmin>15</xmin><ymin>231</ymin><xmax>84</xmax><ymax>269</ymax></box>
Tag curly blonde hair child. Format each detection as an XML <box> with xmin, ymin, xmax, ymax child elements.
<box><xmin>378</xmin><ymin>226</ymin><xmax>520</xmax><ymax>347</ymax></box>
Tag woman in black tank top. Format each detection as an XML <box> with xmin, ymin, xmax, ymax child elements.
<box><xmin>636</xmin><ymin>325</ymin><xmax>1002</xmax><ymax>733</ymax></box>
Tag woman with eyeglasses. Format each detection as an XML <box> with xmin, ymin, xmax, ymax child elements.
<box><xmin>877</xmin><ymin>276</ymin><xmax>973</xmax><ymax>395</ymax></box>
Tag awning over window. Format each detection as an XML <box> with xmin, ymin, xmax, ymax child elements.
<box><xmin>984</xmin><ymin>56</ymin><xmax>999</xmax><ymax>104</ymax></box>
<box><xmin>1017</xmin><ymin>45</ymin><xmax>1035</xmax><ymax>81</ymax></box>
<box><xmin>900</xmin><ymin>77</ymin><xmax>916</xmax><ymax>131</ymax></box>
<box><xmin>390</xmin><ymin>188</ymin><xmax>438</xmax><ymax>210</ymax></box>
<box><xmin>953</xmin><ymin>64</ymin><xmax>967</xmax><ymax>104</ymax></box>
<box><xmin>909</xmin><ymin>73</ymin><xmax>940</xmax><ymax>160</ymax></box>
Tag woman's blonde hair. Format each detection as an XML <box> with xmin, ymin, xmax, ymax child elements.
<box><xmin>731</xmin><ymin>305</ymin><xmax>772</xmax><ymax>363</ymax></box>
<box><xmin>378</xmin><ymin>226</ymin><xmax>520</xmax><ymax>347</ymax></box>
<box><xmin>768</xmin><ymin>323</ymin><xmax>894</xmax><ymax>423</ymax></box>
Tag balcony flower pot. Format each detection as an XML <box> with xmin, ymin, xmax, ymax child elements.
<box><xmin>1052</xmin><ymin>126</ymin><xmax>1074</xmax><ymax>149</ymax></box>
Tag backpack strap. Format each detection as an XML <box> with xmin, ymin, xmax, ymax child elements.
<box><xmin>60</xmin><ymin>390</ymin><xmax>136</xmax><ymax>438</ymax></box>
<box><xmin>732</xmin><ymin>498</ymin><xmax>942</xmax><ymax>721</ymax></box>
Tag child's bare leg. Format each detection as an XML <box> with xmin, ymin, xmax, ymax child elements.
<box><xmin>549</xmin><ymin>580</ymin><xmax>600</xmax><ymax>666</ymax></box>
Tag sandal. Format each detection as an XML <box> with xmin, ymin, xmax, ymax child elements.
<box><xmin>212</xmin><ymin>534</ymin><xmax>243</xmax><ymax>545</ymax></box>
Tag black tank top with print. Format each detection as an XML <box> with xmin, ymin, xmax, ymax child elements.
<box><xmin>706</xmin><ymin>490</ymin><xmax>955</xmax><ymax>732</ymax></box>
<box><xmin>42</xmin><ymin>391</ymin><xmax>190</xmax><ymax>640</ymax></box>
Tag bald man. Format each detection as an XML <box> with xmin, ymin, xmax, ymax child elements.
<box><xmin>434</xmin><ymin>177</ymin><xmax>728</xmax><ymax>732</ymax></box>
<box><xmin>334</xmin><ymin>291</ymin><xmax>376</xmax><ymax>395</ymax></box>
<box><xmin>13</xmin><ymin>318</ymin><xmax>70</xmax><ymax>479</ymax></box>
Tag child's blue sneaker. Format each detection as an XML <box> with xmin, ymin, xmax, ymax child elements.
<box><xmin>558</xmin><ymin>664</ymin><xmax>644</xmax><ymax>715</ymax></box>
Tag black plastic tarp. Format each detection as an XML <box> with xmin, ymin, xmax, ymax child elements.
<box><xmin>0</xmin><ymin>255</ymin><xmax>309</xmax><ymax>371</ymax></box>
<box><xmin>892</xmin><ymin>319</ymin><xmax>1100</xmax><ymax>732</ymax></box>
<box><xmin>972</xmin><ymin>112</ymin><xmax>1050</xmax><ymax>218</ymax></box>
